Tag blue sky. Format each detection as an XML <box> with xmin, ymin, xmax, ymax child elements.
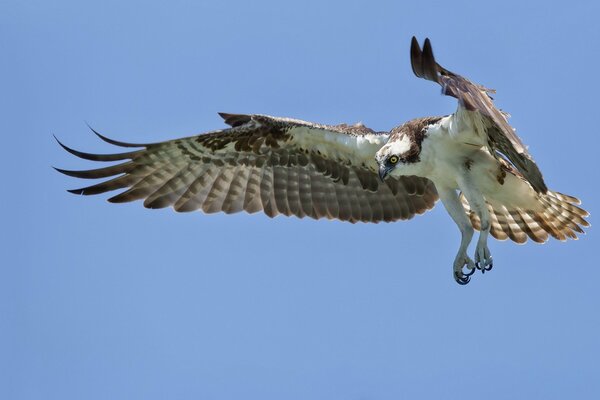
<box><xmin>2</xmin><ymin>1</ymin><xmax>599</xmax><ymax>399</ymax></box>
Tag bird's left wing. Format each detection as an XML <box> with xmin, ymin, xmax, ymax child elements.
<box><xmin>410</xmin><ymin>37</ymin><xmax>547</xmax><ymax>193</ymax></box>
<box><xmin>56</xmin><ymin>113</ymin><xmax>438</xmax><ymax>223</ymax></box>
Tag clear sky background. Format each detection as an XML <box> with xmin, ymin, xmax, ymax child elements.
<box><xmin>2</xmin><ymin>1</ymin><xmax>599</xmax><ymax>399</ymax></box>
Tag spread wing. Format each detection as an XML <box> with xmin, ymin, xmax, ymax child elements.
<box><xmin>410</xmin><ymin>37</ymin><xmax>548</xmax><ymax>193</ymax></box>
<box><xmin>56</xmin><ymin>113</ymin><xmax>439</xmax><ymax>223</ymax></box>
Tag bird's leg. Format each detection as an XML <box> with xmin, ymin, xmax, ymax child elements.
<box><xmin>457</xmin><ymin>174</ymin><xmax>493</xmax><ymax>272</ymax></box>
<box><xmin>438</xmin><ymin>187</ymin><xmax>476</xmax><ymax>285</ymax></box>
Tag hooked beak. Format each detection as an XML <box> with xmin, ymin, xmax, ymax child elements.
<box><xmin>379</xmin><ymin>165</ymin><xmax>389</xmax><ymax>182</ymax></box>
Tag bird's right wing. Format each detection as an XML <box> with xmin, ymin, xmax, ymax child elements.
<box><xmin>56</xmin><ymin>113</ymin><xmax>439</xmax><ymax>223</ymax></box>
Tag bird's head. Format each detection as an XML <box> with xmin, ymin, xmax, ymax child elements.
<box><xmin>375</xmin><ymin>133</ymin><xmax>421</xmax><ymax>181</ymax></box>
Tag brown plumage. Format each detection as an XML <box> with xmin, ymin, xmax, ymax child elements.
<box><xmin>457</xmin><ymin>158</ymin><xmax>589</xmax><ymax>244</ymax></box>
<box><xmin>56</xmin><ymin>114</ymin><xmax>438</xmax><ymax>223</ymax></box>
<box><xmin>461</xmin><ymin>190</ymin><xmax>589</xmax><ymax>244</ymax></box>
<box><xmin>388</xmin><ymin>117</ymin><xmax>441</xmax><ymax>164</ymax></box>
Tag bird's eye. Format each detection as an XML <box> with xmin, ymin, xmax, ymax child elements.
<box><xmin>389</xmin><ymin>155</ymin><xmax>399</xmax><ymax>164</ymax></box>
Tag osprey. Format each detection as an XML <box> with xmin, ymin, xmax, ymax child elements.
<box><xmin>56</xmin><ymin>37</ymin><xmax>589</xmax><ymax>285</ymax></box>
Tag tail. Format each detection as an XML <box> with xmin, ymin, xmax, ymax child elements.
<box><xmin>461</xmin><ymin>191</ymin><xmax>590</xmax><ymax>243</ymax></box>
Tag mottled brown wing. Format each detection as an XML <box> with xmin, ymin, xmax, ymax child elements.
<box><xmin>410</xmin><ymin>37</ymin><xmax>548</xmax><ymax>193</ymax></box>
<box><xmin>56</xmin><ymin>114</ymin><xmax>439</xmax><ymax>223</ymax></box>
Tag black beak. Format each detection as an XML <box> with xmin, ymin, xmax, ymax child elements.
<box><xmin>379</xmin><ymin>165</ymin><xmax>389</xmax><ymax>182</ymax></box>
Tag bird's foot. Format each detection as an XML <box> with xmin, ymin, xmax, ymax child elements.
<box><xmin>475</xmin><ymin>244</ymin><xmax>493</xmax><ymax>273</ymax></box>
<box><xmin>453</xmin><ymin>253</ymin><xmax>476</xmax><ymax>285</ymax></box>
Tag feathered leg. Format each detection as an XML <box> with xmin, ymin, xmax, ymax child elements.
<box><xmin>438</xmin><ymin>187</ymin><xmax>476</xmax><ymax>285</ymax></box>
<box><xmin>457</xmin><ymin>171</ymin><xmax>493</xmax><ymax>272</ymax></box>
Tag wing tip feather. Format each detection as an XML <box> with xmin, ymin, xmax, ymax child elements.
<box><xmin>410</xmin><ymin>36</ymin><xmax>439</xmax><ymax>83</ymax></box>
<box><xmin>54</xmin><ymin>166</ymin><xmax>84</xmax><ymax>178</ymax></box>
<box><xmin>67</xmin><ymin>188</ymin><xmax>86</xmax><ymax>195</ymax></box>
<box><xmin>85</xmin><ymin>122</ymin><xmax>148</xmax><ymax>148</ymax></box>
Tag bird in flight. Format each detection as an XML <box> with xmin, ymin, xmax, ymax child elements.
<box><xmin>56</xmin><ymin>37</ymin><xmax>589</xmax><ymax>285</ymax></box>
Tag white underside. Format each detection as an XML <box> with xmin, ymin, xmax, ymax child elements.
<box><xmin>390</xmin><ymin>112</ymin><xmax>541</xmax><ymax>211</ymax></box>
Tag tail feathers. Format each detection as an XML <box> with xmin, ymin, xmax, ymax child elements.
<box><xmin>460</xmin><ymin>191</ymin><xmax>590</xmax><ymax>244</ymax></box>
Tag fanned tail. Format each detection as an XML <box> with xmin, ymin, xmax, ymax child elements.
<box><xmin>460</xmin><ymin>191</ymin><xmax>589</xmax><ymax>244</ymax></box>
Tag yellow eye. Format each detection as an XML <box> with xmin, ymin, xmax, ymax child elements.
<box><xmin>389</xmin><ymin>155</ymin><xmax>399</xmax><ymax>164</ymax></box>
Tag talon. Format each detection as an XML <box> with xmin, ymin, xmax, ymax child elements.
<box><xmin>454</xmin><ymin>271</ymin><xmax>471</xmax><ymax>285</ymax></box>
<box><xmin>453</xmin><ymin>253</ymin><xmax>476</xmax><ymax>285</ymax></box>
<box><xmin>476</xmin><ymin>261</ymin><xmax>491</xmax><ymax>272</ymax></box>
<box><xmin>476</xmin><ymin>258</ymin><xmax>493</xmax><ymax>273</ymax></box>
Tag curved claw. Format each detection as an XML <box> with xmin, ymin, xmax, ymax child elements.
<box><xmin>476</xmin><ymin>260</ymin><xmax>493</xmax><ymax>273</ymax></box>
<box><xmin>454</xmin><ymin>271</ymin><xmax>471</xmax><ymax>285</ymax></box>
<box><xmin>453</xmin><ymin>253</ymin><xmax>475</xmax><ymax>285</ymax></box>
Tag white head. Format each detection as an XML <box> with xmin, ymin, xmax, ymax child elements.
<box><xmin>375</xmin><ymin>117</ymin><xmax>437</xmax><ymax>180</ymax></box>
<box><xmin>375</xmin><ymin>133</ymin><xmax>421</xmax><ymax>180</ymax></box>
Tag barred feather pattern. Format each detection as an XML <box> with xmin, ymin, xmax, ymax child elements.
<box><xmin>57</xmin><ymin>114</ymin><xmax>439</xmax><ymax>223</ymax></box>
<box><xmin>460</xmin><ymin>191</ymin><xmax>590</xmax><ymax>244</ymax></box>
